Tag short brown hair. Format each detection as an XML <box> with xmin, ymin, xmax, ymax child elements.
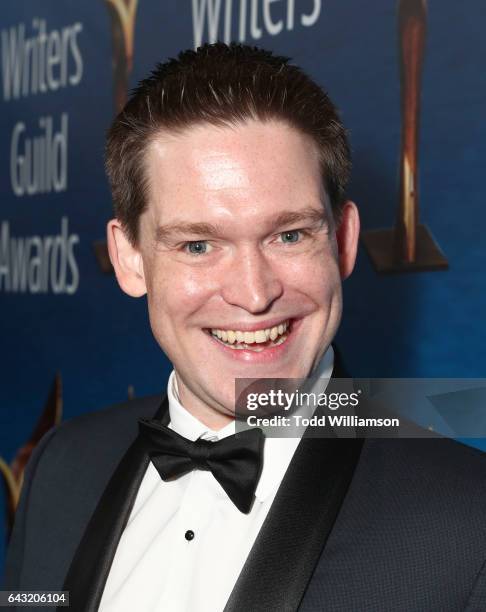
<box><xmin>105</xmin><ymin>43</ymin><xmax>351</xmax><ymax>245</ymax></box>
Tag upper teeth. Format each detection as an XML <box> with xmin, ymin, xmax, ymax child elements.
<box><xmin>211</xmin><ymin>321</ymin><xmax>289</xmax><ymax>344</ymax></box>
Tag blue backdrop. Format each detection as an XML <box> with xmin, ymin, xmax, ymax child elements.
<box><xmin>1</xmin><ymin>0</ymin><xmax>485</xmax><ymax>576</ymax></box>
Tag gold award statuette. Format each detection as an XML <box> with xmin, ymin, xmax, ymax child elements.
<box><xmin>94</xmin><ymin>0</ymin><xmax>139</xmax><ymax>273</ymax></box>
<box><xmin>1</xmin><ymin>374</ymin><xmax>62</xmax><ymax>538</ymax></box>
<box><xmin>104</xmin><ymin>0</ymin><xmax>139</xmax><ymax>112</ymax></box>
<box><xmin>362</xmin><ymin>0</ymin><xmax>448</xmax><ymax>273</ymax></box>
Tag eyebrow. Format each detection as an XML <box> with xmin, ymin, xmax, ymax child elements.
<box><xmin>154</xmin><ymin>206</ymin><xmax>328</xmax><ymax>243</ymax></box>
<box><xmin>155</xmin><ymin>221</ymin><xmax>223</xmax><ymax>242</ymax></box>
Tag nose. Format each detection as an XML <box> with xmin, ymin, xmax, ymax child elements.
<box><xmin>220</xmin><ymin>247</ymin><xmax>284</xmax><ymax>314</ymax></box>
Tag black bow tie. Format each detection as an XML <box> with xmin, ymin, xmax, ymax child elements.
<box><xmin>138</xmin><ymin>418</ymin><xmax>264</xmax><ymax>514</ymax></box>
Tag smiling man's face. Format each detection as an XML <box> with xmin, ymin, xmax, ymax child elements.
<box><xmin>108</xmin><ymin>119</ymin><xmax>359</xmax><ymax>428</ymax></box>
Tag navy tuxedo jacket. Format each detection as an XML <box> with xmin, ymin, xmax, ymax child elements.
<box><xmin>5</xmin><ymin>391</ymin><xmax>486</xmax><ymax>611</ymax></box>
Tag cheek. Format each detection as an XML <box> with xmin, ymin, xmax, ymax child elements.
<box><xmin>145</xmin><ymin>263</ymin><xmax>217</xmax><ymax>328</ymax></box>
<box><xmin>279</xmin><ymin>252</ymin><xmax>341</xmax><ymax>301</ymax></box>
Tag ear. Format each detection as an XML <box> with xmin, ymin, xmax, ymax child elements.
<box><xmin>107</xmin><ymin>219</ymin><xmax>147</xmax><ymax>297</ymax></box>
<box><xmin>335</xmin><ymin>201</ymin><xmax>360</xmax><ymax>280</ymax></box>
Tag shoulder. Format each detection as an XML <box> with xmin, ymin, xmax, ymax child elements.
<box><xmin>338</xmin><ymin>437</ymin><xmax>486</xmax><ymax>571</ymax></box>
<box><xmin>24</xmin><ymin>392</ymin><xmax>164</xmax><ymax>494</ymax></box>
<box><xmin>4</xmin><ymin>394</ymin><xmax>165</xmax><ymax>589</ymax></box>
<box><xmin>356</xmin><ymin>437</ymin><xmax>486</xmax><ymax>519</ymax></box>
<box><xmin>19</xmin><ymin>393</ymin><xmax>165</xmax><ymax>520</ymax></box>
<box><xmin>362</xmin><ymin>435</ymin><xmax>486</xmax><ymax>478</ymax></box>
<box><xmin>57</xmin><ymin>393</ymin><xmax>164</xmax><ymax>435</ymax></box>
<box><xmin>45</xmin><ymin>393</ymin><xmax>164</xmax><ymax>455</ymax></box>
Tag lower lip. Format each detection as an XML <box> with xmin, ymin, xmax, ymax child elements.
<box><xmin>206</xmin><ymin>319</ymin><xmax>302</xmax><ymax>364</ymax></box>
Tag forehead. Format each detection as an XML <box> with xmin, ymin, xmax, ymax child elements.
<box><xmin>142</xmin><ymin>119</ymin><xmax>325</xmax><ymax>228</ymax></box>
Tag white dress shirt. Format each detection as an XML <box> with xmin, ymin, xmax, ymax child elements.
<box><xmin>99</xmin><ymin>347</ymin><xmax>334</xmax><ymax>612</ymax></box>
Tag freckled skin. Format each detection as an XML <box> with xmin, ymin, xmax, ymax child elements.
<box><xmin>122</xmin><ymin>120</ymin><xmax>358</xmax><ymax>429</ymax></box>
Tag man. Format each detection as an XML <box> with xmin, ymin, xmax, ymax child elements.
<box><xmin>5</xmin><ymin>43</ymin><xmax>486</xmax><ymax>611</ymax></box>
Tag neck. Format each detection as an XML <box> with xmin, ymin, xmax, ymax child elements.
<box><xmin>175</xmin><ymin>374</ymin><xmax>235</xmax><ymax>431</ymax></box>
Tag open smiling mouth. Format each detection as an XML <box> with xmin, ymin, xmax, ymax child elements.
<box><xmin>207</xmin><ymin>320</ymin><xmax>291</xmax><ymax>352</ymax></box>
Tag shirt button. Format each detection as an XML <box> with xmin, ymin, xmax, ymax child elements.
<box><xmin>185</xmin><ymin>530</ymin><xmax>195</xmax><ymax>541</ymax></box>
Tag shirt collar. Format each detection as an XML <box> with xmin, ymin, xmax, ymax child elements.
<box><xmin>166</xmin><ymin>345</ymin><xmax>334</xmax><ymax>503</ymax></box>
<box><xmin>168</xmin><ymin>372</ymin><xmax>236</xmax><ymax>442</ymax></box>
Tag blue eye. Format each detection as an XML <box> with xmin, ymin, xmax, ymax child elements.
<box><xmin>186</xmin><ymin>241</ymin><xmax>208</xmax><ymax>255</ymax></box>
<box><xmin>281</xmin><ymin>230</ymin><xmax>300</xmax><ymax>243</ymax></box>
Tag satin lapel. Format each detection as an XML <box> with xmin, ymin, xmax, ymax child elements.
<box><xmin>225</xmin><ymin>437</ymin><xmax>363</xmax><ymax>612</ymax></box>
<box><xmin>61</xmin><ymin>398</ymin><xmax>169</xmax><ymax>612</ymax></box>
<box><xmin>225</xmin><ymin>349</ymin><xmax>362</xmax><ymax>612</ymax></box>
